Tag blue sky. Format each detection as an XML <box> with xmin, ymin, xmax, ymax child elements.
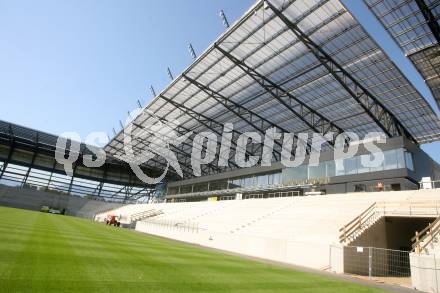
<box><xmin>0</xmin><ymin>0</ymin><xmax>439</xmax><ymax>162</ymax></box>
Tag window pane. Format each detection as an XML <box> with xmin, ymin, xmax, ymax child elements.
<box><xmin>282</xmin><ymin>165</ymin><xmax>308</xmax><ymax>184</ymax></box>
<box><xmin>168</xmin><ymin>187</ymin><xmax>179</xmax><ymax>195</ymax></box>
<box><xmin>345</xmin><ymin>157</ymin><xmax>358</xmax><ymax>175</ymax></box>
<box><xmin>335</xmin><ymin>159</ymin><xmax>345</xmax><ymax>176</ymax></box>
<box><xmin>405</xmin><ymin>152</ymin><xmax>414</xmax><ymax>171</ymax></box>
<box><xmin>397</xmin><ymin>148</ymin><xmax>405</xmax><ymax>169</ymax></box>
<box><xmin>309</xmin><ymin>163</ymin><xmax>326</xmax><ymax>179</ymax></box>
<box><xmin>229</xmin><ymin>179</ymin><xmax>241</xmax><ymax>189</ymax></box>
<box><xmin>384</xmin><ymin>149</ymin><xmax>398</xmax><ymax>170</ymax></box>
<box><xmin>358</xmin><ymin>155</ymin><xmax>370</xmax><ymax>174</ymax></box>
<box><xmin>257</xmin><ymin>175</ymin><xmax>268</xmax><ymax>186</ymax></box>
<box><xmin>194</xmin><ymin>183</ymin><xmax>208</xmax><ymax>192</ymax></box>
<box><xmin>273</xmin><ymin>173</ymin><xmax>281</xmax><ymax>185</ymax></box>
<box><xmin>180</xmin><ymin>185</ymin><xmax>192</xmax><ymax>193</ymax></box>
<box><xmin>244</xmin><ymin>177</ymin><xmax>255</xmax><ymax>187</ymax></box>
<box><xmin>326</xmin><ymin>160</ymin><xmax>336</xmax><ymax>177</ymax></box>
<box><xmin>209</xmin><ymin>181</ymin><xmax>227</xmax><ymax>191</ymax></box>
<box><xmin>369</xmin><ymin>153</ymin><xmax>384</xmax><ymax>172</ymax></box>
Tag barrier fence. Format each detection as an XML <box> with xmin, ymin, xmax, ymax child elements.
<box><xmin>330</xmin><ymin>245</ymin><xmax>412</xmax><ymax>287</ymax></box>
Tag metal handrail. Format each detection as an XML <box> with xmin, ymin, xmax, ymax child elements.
<box><xmin>339</xmin><ymin>211</ymin><xmax>380</xmax><ymax>242</ymax></box>
<box><xmin>412</xmin><ymin>216</ymin><xmax>440</xmax><ymax>252</ymax></box>
<box><xmin>339</xmin><ymin>203</ymin><xmax>376</xmax><ymax>232</ymax></box>
<box><xmin>130</xmin><ymin>209</ymin><xmax>163</xmax><ymax>221</ymax></box>
<box><xmin>339</xmin><ymin>203</ymin><xmax>377</xmax><ymax>243</ymax></box>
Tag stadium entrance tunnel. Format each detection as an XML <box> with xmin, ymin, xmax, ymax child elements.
<box><xmin>343</xmin><ymin>216</ymin><xmax>434</xmax><ymax>277</ymax></box>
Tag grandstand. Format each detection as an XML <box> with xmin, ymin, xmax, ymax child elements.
<box><xmin>97</xmin><ymin>189</ymin><xmax>440</xmax><ymax>268</ymax></box>
<box><xmin>97</xmin><ymin>189</ymin><xmax>440</xmax><ymax>291</ymax></box>
<box><xmin>2</xmin><ymin>0</ymin><xmax>440</xmax><ymax>291</ymax></box>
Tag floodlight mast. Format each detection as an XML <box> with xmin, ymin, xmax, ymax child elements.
<box><xmin>167</xmin><ymin>67</ymin><xmax>174</xmax><ymax>81</ymax></box>
<box><xmin>219</xmin><ymin>10</ymin><xmax>230</xmax><ymax>28</ymax></box>
<box><xmin>188</xmin><ymin>43</ymin><xmax>197</xmax><ymax>59</ymax></box>
<box><xmin>149</xmin><ymin>85</ymin><xmax>156</xmax><ymax>98</ymax></box>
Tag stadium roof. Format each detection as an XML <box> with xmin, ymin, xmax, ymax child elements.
<box><xmin>106</xmin><ymin>0</ymin><xmax>440</xmax><ymax>180</ymax></box>
<box><xmin>0</xmin><ymin>120</ymin><xmax>157</xmax><ymax>201</ymax></box>
<box><xmin>365</xmin><ymin>0</ymin><xmax>440</xmax><ymax>110</ymax></box>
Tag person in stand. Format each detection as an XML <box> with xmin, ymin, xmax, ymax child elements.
<box><xmin>377</xmin><ymin>182</ymin><xmax>384</xmax><ymax>192</ymax></box>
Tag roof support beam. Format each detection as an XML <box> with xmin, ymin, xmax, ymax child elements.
<box><xmin>97</xmin><ymin>165</ymin><xmax>108</xmax><ymax>197</ymax></box>
<box><xmin>182</xmin><ymin>74</ymin><xmax>309</xmax><ymax>157</ymax></box>
<box><xmin>105</xmin><ymin>141</ymin><xmax>183</xmax><ymax>178</ymax></box>
<box><xmin>106</xmin><ymin>127</ymin><xmax>195</xmax><ymax>177</ymax></box>
<box><xmin>0</xmin><ymin>142</ymin><xmax>14</xmax><ymax>180</ymax></box>
<box><xmin>215</xmin><ymin>44</ymin><xmax>345</xmax><ymax>147</ymax></box>
<box><xmin>159</xmin><ymin>94</ymin><xmax>259</xmax><ymax>165</ymax></box>
<box><xmin>123</xmin><ymin>186</ymin><xmax>132</xmax><ymax>203</ymax></box>
<box><xmin>110</xmin><ymin>185</ymin><xmax>125</xmax><ymax>198</ymax></box>
<box><xmin>22</xmin><ymin>133</ymin><xmax>40</xmax><ymax>186</ymax></box>
<box><xmin>22</xmin><ymin>147</ymin><xmax>38</xmax><ymax>186</ymax></box>
<box><xmin>266</xmin><ymin>0</ymin><xmax>417</xmax><ymax>144</ymax></box>
<box><xmin>414</xmin><ymin>0</ymin><xmax>440</xmax><ymax>44</ymax></box>
<box><xmin>129</xmin><ymin>112</ymin><xmax>229</xmax><ymax>174</ymax></box>
<box><xmin>131</xmin><ymin>121</ymin><xmax>222</xmax><ymax>175</ymax></box>
<box><xmin>108</xmin><ymin>136</ymin><xmax>197</xmax><ymax>178</ymax></box>
<box><xmin>128</xmin><ymin>187</ymin><xmax>151</xmax><ymax>201</ymax></box>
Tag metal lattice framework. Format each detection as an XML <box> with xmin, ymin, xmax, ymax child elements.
<box><xmin>0</xmin><ymin>120</ymin><xmax>157</xmax><ymax>203</ymax></box>
<box><xmin>365</xmin><ymin>0</ymin><xmax>440</xmax><ymax>114</ymax></box>
<box><xmin>106</xmin><ymin>0</ymin><xmax>440</xmax><ymax>180</ymax></box>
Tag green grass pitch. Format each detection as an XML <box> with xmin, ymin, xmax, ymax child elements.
<box><xmin>0</xmin><ymin>206</ymin><xmax>385</xmax><ymax>292</ymax></box>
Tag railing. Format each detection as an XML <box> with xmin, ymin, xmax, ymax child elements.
<box><xmin>340</xmin><ymin>201</ymin><xmax>440</xmax><ymax>244</ymax></box>
<box><xmin>141</xmin><ymin>218</ymin><xmax>199</xmax><ymax>233</ymax></box>
<box><xmin>130</xmin><ymin>209</ymin><xmax>163</xmax><ymax>222</ymax></box>
<box><xmin>412</xmin><ymin>216</ymin><xmax>440</xmax><ymax>253</ymax></box>
<box><xmin>339</xmin><ymin>203</ymin><xmax>377</xmax><ymax>243</ymax></box>
<box><xmin>378</xmin><ymin>201</ymin><xmax>440</xmax><ymax>217</ymax></box>
<box><xmin>419</xmin><ymin>179</ymin><xmax>440</xmax><ymax>190</ymax></box>
<box><xmin>167</xmin><ymin>183</ymin><xmax>310</xmax><ymax>199</ymax></box>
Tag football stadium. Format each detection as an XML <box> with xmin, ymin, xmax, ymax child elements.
<box><xmin>2</xmin><ymin>0</ymin><xmax>440</xmax><ymax>292</ymax></box>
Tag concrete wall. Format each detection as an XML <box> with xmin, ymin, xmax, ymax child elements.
<box><xmin>135</xmin><ymin>221</ymin><xmax>333</xmax><ymax>269</ymax></box>
<box><xmin>0</xmin><ymin>185</ymin><xmax>123</xmax><ymax>219</ymax></box>
<box><xmin>410</xmin><ymin>253</ymin><xmax>440</xmax><ymax>293</ymax></box>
